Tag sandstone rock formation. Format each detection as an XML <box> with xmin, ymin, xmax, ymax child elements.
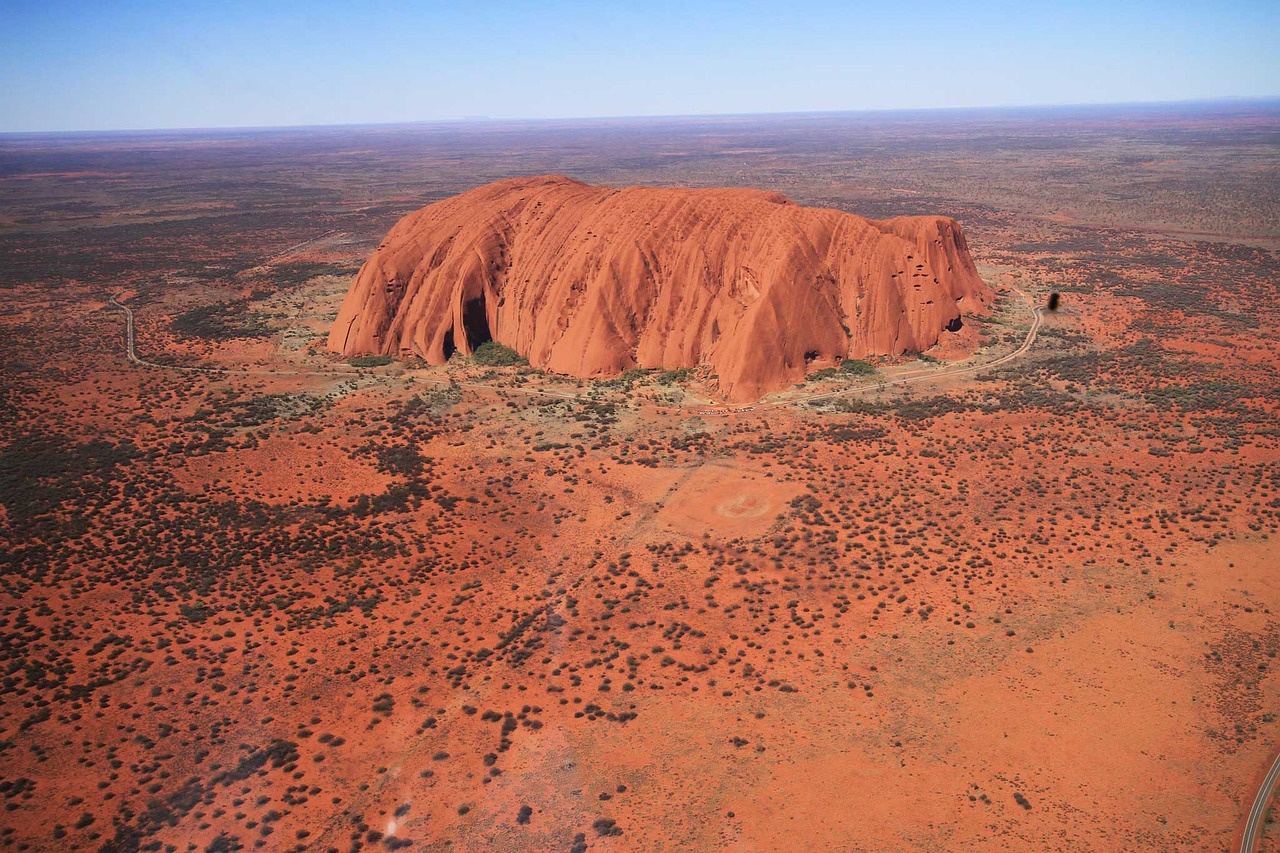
<box><xmin>329</xmin><ymin>176</ymin><xmax>991</xmax><ymax>401</ymax></box>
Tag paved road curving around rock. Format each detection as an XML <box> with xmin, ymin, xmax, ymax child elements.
<box><xmin>111</xmin><ymin>292</ymin><xmax>358</xmax><ymax>378</ymax></box>
<box><xmin>110</xmin><ymin>282</ymin><xmax>1042</xmax><ymax>415</ymax></box>
<box><xmin>112</xmin><ymin>293</ymin><xmax>227</xmax><ymax>374</ymax></box>
<box><xmin>1239</xmin><ymin>748</ymin><xmax>1280</xmax><ymax>852</ymax></box>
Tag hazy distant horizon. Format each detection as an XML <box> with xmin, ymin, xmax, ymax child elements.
<box><xmin>2</xmin><ymin>94</ymin><xmax>1277</xmax><ymax>138</ymax></box>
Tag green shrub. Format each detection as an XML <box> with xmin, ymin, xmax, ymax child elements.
<box><xmin>180</xmin><ymin>603</ymin><xmax>216</xmax><ymax>623</ymax></box>
<box><xmin>471</xmin><ymin>341</ymin><xmax>527</xmax><ymax>366</ymax></box>
<box><xmin>172</xmin><ymin>300</ymin><xmax>274</xmax><ymax>340</ymax></box>
<box><xmin>349</xmin><ymin>354</ymin><xmax>393</xmax><ymax>368</ymax></box>
<box><xmin>839</xmin><ymin>359</ymin><xmax>876</xmax><ymax>375</ymax></box>
<box><xmin>592</xmin><ymin>818</ymin><xmax>622</xmax><ymax>837</ymax></box>
<box><xmin>655</xmin><ymin>368</ymin><xmax>692</xmax><ymax>385</ymax></box>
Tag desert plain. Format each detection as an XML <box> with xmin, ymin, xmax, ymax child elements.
<box><xmin>1</xmin><ymin>101</ymin><xmax>1279</xmax><ymax>851</ymax></box>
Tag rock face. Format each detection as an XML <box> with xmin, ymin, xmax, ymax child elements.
<box><xmin>329</xmin><ymin>176</ymin><xmax>991</xmax><ymax>401</ymax></box>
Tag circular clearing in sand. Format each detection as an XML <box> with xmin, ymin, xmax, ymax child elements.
<box><xmin>717</xmin><ymin>494</ymin><xmax>770</xmax><ymax>519</ymax></box>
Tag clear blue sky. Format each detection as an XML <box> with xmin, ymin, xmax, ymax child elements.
<box><xmin>1</xmin><ymin>0</ymin><xmax>1277</xmax><ymax>132</ymax></box>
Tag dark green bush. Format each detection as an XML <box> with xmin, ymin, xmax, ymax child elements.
<box><xmin>471</xmin><ymin>342</ymin><xmax>526</xmax><ymax>366</ymax></box>
<box><xmin>349</xmin><ymin>354</ymin><xmax>393</xmax><ymax>368</ymax></box>
<box><xmin>172</xmin><ymin>301</ymin><xmax>274</xmax><ymax>340</ymax></box>
<box><xmin>839</xmin><ymin>358</ymin><xmax>876</xmax><ymax>375</ymax></box>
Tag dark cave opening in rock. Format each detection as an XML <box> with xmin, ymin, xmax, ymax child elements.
<box><xmin>462</xmin><ymin>296</ymin><xmax>493</xmax><ymax>350</ymax></box>
<box><xmin>945</xmin><ymin>316</ymin><xmax>963</xmax><ymax>332</ymax></box>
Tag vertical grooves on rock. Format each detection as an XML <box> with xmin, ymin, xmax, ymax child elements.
<box><xmin>329</xmin><ymin>176</ymin><xmax>991</xmax><ymax>401</ymax></box>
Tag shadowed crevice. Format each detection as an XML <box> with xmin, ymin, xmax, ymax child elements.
<box><xmin>462</xmin><ymin>296</ymin><xmax>492</xmax><ymax>351</ymax></box>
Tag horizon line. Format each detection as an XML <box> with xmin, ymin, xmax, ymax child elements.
<box><xmin>2</xmin><ymin>94</ymin><xmax>1278</xmax><ymax>138</ymax></box>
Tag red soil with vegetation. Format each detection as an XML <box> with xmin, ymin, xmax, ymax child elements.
<box><xmin>1</xmin><ymin>103</ymin><xmax>1278</xmax><ymax>851</ymax></box>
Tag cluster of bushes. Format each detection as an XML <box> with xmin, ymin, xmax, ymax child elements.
<box><xmin>826</xmin><ymin>425</ymin><xmax>888</xmax><ymax>443</ymax></box>
<box><xmin>892</xmin><ymin>396</ymin><xmax>978</xmax><ymax>422</ymax></box>
<box><xmin>171</xmin><ymin>300</ymin><xmax>274</xmax><ymax>340</ymax></box>
<box><xmin>179</xmin><ymin>603</ymin><xmax>216</xmax><ymax>624</ymax></box>
<box><xmin>263</xmin><ymin>261</ymin><xmax>359</xmax><ymax>288</ymax></box>
<box><xmin>0</xmin><ymin>434</ymin><xmax>140</xmax><ymax>526</ymax></box>
<box><xmin>818</xmin><ymin>398</ymin><xmax>884</xmax><ymax>415</ymax></box>
<box><xmin>1145</xmin><ymin>379</ymin><xmax>1246</xmax><ymax>413</ymax></box>
<box><xmin>598</xmin><ymin>367</ymin><xmax>652</xmax><ymax>389</ymax></box>
<box><xmin>655</xmin><ymin>368</ymin><xmax>693</xmax><ymax>384</ymax></box>
<box><xmin>810</xmin><ymin>359</ymin><xmax>877</xmax><ymax>382</ymax></box>
<box><xmin>407</xmin><ymin>385</ymin><xmax>462</xmax><ymax>415</ymax></box>
<box><xmin>349</xmin><ymin>354</ymin><xmax>393</xmax><ymax>368</ymax></box>
<box><xmin>471</xmin><ymin>341</ymin><xmax>527</xmax><ymax>366</ymax></box>
<box><xmin>375</xmin><ymin>445</ymin><xmax>424</xmax><ymax>477</ymax></box>
<box><xmin>220</xmin><ymin>393</ymin><xmax>327</xmax><ymax>427</ymax></box>
<box><xmin>839</xmin><ymin>358</ymin><xmax>876</xmax><ymax>375</ymax></box>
